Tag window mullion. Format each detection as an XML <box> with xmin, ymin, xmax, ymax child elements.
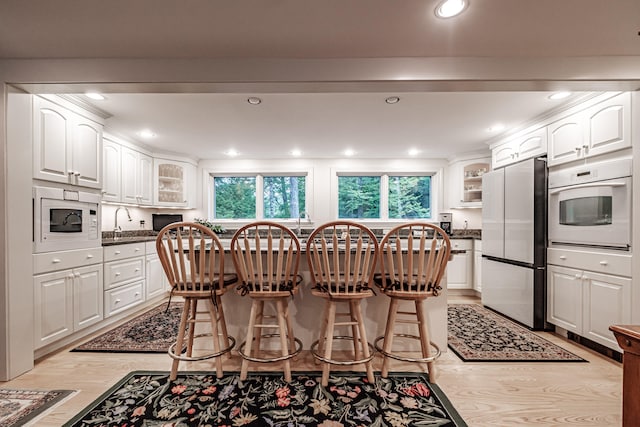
<box><xmin>256</xmin><ymin>174</ymin><xmax>264</xmax><ymax>219</ymax></box>
<box><xmin>380</xmin><ymin>174</ymin><xmax>389</xmax><ymax>220</ymax></box>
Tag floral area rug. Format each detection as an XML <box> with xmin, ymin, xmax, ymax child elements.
<box><xmin>63</xmin><ymin>371</ymin><xmax>468</xmax><ymax>427</ymax></box>
<box><xmin>72</xmin><ymin>302</ymin><xmax>183</xmax><ymax>353</ymax></box>
<box><xmin>0</xmin><ymin>388</ymin><xmax>75</xmax><ymax>426</ymax></box>
<box><xmin>448</xmin><ymin>304</ymin><xmax>586</xmax><ymax>362</ymax></box>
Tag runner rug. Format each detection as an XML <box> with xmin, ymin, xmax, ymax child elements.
<box><xmin>0</xmin><ymin>388</ymin><xmax>75</xmax><ymax>426</ymax></box>
<box><xmin>63</xmin><ymin>371</ymin><xmax>468</xmax><ymax>427</ymax></box>
<box><xmin>72</xmin><ymin>302</ymin><xmax>183</xmax><ymax>353</ymax></box>
<box><xmin>448</xmin><ymin>304</ymin><xmax>586</xmax><ymax>362</ymax></box>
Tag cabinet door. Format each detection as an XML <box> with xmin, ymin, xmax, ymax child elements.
<box><xmin>73</xmin><ymin>264</ymin><xmax>104</xmax><ymax>331</ymax></box>
<box><xmin>154</xmin><ymin>159</ymin><xmax>195</xmax><ymax>207</ymax></box>
<box><xmin>547</xmin><ymin>114</ymin><xmax>585</xmax><ymax>166</ymax></box>
<box><xmin>146</xmin><ymin>255</ymin><xmax>169</xmax><ymax>299</ymax></box>
<box><xmin>33</xmin><ymin>97</ymin><xmax>73</xmax><ymax>184</ymax></box>
<box><xmin>71</xmin><ymin>117</ymin><xmax>102</xmax><ymax>188</ymax></box>
<box><xmin>546</xmin><ymin>265</ymin><xmax>582</xmax><ymax>333</ymax></box>
<box><xmin>492</xmin><ymin>142</ymin><xmax>517</xmax><ymax>169</ymax></box>
<box><xmin>121</xmin><ymin>146</ymin><xmax>139</xmax><ymax>204</ymax></box>
<box><xmin>138</xmin><ymin>153</ymin><xmax>154</xmax><ymax>205</ymax></box>
<box><xmin>582</xmin><ymin>271</ymin><xmax>631</xmax><ymax>350</ymax></box>
<box><xmin>585</xmin><ymin>92</ymin><xmax>631</xmax><ymax>158</ymax></box>
<box><xmin>447</xmin><ymin>251</ymin><xmax>471</xmax><ymax>289</ymax></box>
<box><xmin>102</xmin><ymin>139</ymin><xmax>121</xmax><ymax>202</ymax></box>
<box><xmin>473</xmin><ymin>246</ymin><xmax>482</xmax><ymax>292</ymax></box>
<box><xmin>516</xmin><ymin>127</ymin><xmax>547</xmax><ymax>160</ymax></box>
<box><xmin>34</xmin><ymin>270</ymin><xmax>74</xmax><ymax>348</ymax></box>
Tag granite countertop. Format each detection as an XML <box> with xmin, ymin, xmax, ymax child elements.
<box><xmin>101</xmin><ymin>228</ymin><xmax>481</xmax><ymax>246</ymax></box>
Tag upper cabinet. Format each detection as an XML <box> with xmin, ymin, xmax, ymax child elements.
<box><xmin>154</xmin><ymin>159</ymin><xmax>196</xmax><ymax>208</ymax></box>
<box><xmin>33</xmin><ymin>96</ymin><xmax>103</xmax><ymax>189</ymax></box>
<box><xmin>448</xmin><ymin>156</ymin><xmax>491</xmax><ymax>208</ymax></box>
<box><xmin>102</xmin><ymin>136</ymin><xmax>152</xmax><ymax>205</ymax></box>
<box><xmin>548</xmin><ymin>92</ymin><xmax>631</xmax><ymax>167</ymax></box>
<box><xmin>492</xmin><ymin>126</ymin><xmax>547</xmax><ymax>169</ymax></box>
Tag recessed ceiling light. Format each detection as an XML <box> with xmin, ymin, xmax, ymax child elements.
<box><xmin>435</xmin><ymin>0</ymin><xmax>468</xmax><ymax>18</ymax></box>
<box><xmin>247</xmin><ymin>97</ymin><xmax>262</xmax><ymax>105</ymax></box>
<box><xmin>385</xmin><ymin>96</ymin><xmax>400</xmax><ymax>104</ymax></box>
<box><xmin>85</xmin><ymin>92</ymin><xmax>105</xmax><ymax>100</ymax></box>
<box><xmin>290</xmin><ymin>149</ymin><xmax>302</xmax><ymax>157</ymax></box>
<box><xmin>225</xmin><ymin>149</ymin><xmax>239</xmax><ymax>157</ymax></box>
<box><xmin>344</xmin><ymin>149</ymin><xmax>355</xmax><ymax>157</ymax></box>
<box><xmin>487</xmin><ymin>124</ymin><xmax>505</xmax><ymax>132</ymax></box>
<box><xmin>408</xmin><ymin>148</ymin><xmax>420</xmax><ymax>156</ymax></box>
<box><xmin>137</xmin><ymin>129</ymin><xmax>156</xmax><ymax>139</ymax></box>
<box><xmin>548</xmin><ymin>92</ymin><xmax>571</xmax><ymax>100</ymax></box>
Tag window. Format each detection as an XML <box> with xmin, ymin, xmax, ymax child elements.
<box><xmin>212</xmin><ymin>174</ymin><xmax>307</xmax><ymax>220</ymax></box>
<box><xmin>338</xmin><ymin>176</ymin><xmax>381</xmax><ymax>219</ymax></box>
<box><xmin>388</xmin><ymin>176</ymin><xmax>431</xmax><ymax>219</ymax></box>
<box><xmin>337</xmin><ymin>173</ymin><xmax>432</xmax><ymax>220</ymax></box>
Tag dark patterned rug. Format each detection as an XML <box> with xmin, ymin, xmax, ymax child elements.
<box><xmin>72</xmin><ymin>302</ymin><xmax>183</xmax><ymax>353</ymax></box>
<box><xmin>448</xmin><ymin>304</ymin><xmax>586</xmax><ymax>362</ymax></box>
<box><xmin>63</xmin><ymin>371</ymin><xmax>467</xmax><ymax>427</ymax></box>
<box><xmin>0</xmin><ymin>388</ymin><xmax>75</xmax><ymax>426</ymax></box>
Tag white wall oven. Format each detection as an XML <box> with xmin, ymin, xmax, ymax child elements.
<box><xmin>33</xmin><ymin>186</ymin><xmax>101</xmax><ymax>253</ymax></box>
<box><xmin>548</xmin><ymin>158</ymin><xmax>631</xmax><ymax>251</ymax></box>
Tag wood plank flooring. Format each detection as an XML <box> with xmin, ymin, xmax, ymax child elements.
<box><xmin>1</xmin><ymin>294</ymin><xmax>622</xmax><ymax>426</ymax></box>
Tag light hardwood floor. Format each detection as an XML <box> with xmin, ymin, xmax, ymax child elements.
<box><xmin>2</xmin><ymin>294</ymin><xmax>623</xmax><ymax>426</ymax></box>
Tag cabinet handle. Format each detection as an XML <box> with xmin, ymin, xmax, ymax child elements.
<box><xmin>135</xmin><ymin>268</ymin><xmax>140</xmax><ymax>272</ymax></box>
<box><xmin>74</xmin><ymin>171</ymin><xmax>80</xmax><ymax>176</ymax></box>
<box><xmin>68</xmin><ymin>170</ymin><xmax>74</xmax><ymax>175</ymax></box>
<box><xmin>52</xmin><ymin>258</ymin><xmax>61</xmax><ymax>263</ymax></box>
<box><xmin>114</xmin><ymin>299</ymin><xmax>121</xmax><ymax>304</ymax></box>
<box><xmin>115</xmin><ymin>251</ymin><xmax>121</xmax><ymax>255</ymax></box>
<box><xmin>575</xmin><ymin>274</ymin><xmax>582</xmax><ymax>279</ymax></box>
<box><xmin>115</xmin><ymin>272</ymin><xmax>121</xmax><ymax>276</ymax></box>
<box><xmin>135</xmin><ymin>248</ymin><xmax>141</xmax><ymax>252</ymax></box>
<box><xmin>599</xmin><ymin>261</ymin><xmax>608</xmax><ymax>266</ymax></box>
<box><xmin>87</xmin><ymin>254</ymin><xmax>94</xmax><ymax>259</ymax></box>
<box><xmin>575</xmin><ymin>147</ymin><xmax>581</xmax><ymax>152</ymax></box>
<box><xmin>135</xmin><ymin>292</ymin><xmax>140</xmax><ymax>297</ymax></box>
<box><xmin>559</xmin><ymin>255</ymin><xmax>566</xmax><ymax>260</ymax></box>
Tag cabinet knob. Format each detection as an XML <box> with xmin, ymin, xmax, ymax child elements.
<box><xmin>115</xmin><ymin>251</ymin><xmax>121</xmax><ymax>255</ymax></box>
<box><xmin>87</xmin><ymin>254</ymin><xmax>94</xmax><ymax>259</ymax></box>
<box><xmin>575</xmin><ymin>147</ymin><xmax>581</xmax><ymax>152</ymax></box>
<box><xmin>74</xmin><ymin>171</ymin><xmax>81</xmax><ymax>177</ymax></box>
<box><xmin>135</xmin><ymin>292</ymin><xmax>140</xmax><ymax>297</ymax></box>
<box><xmin>52</xmin><ymin>258</ymin><xmax>61</xmax><ymax>264</ymax></box>
<box><xmin>135</xmin><ymin>268</ymin><xmax>140</xmax><ymax>272</ymax></box>
<box><xmin>115</xmin><ymin>272</ymin><xmax>121</xmax><ymax>276</ymax></box>
<box><xmin>68</xmin><ymin>170</ymin><xmax>74</xmax><ymax>175</ymax></box>
<box><xmin>114</xmin><ymin>299</ymin><xmax>121</xmax><ymax>304</ymax></box>
<box><xmin>135</xmin><ymin>248</ymin><xmax>141</xmax><ymax>252</ymax></box>
<box><xmin>599</xmin><ymin>261</ymin><xmax>608</xmax><ymax>266</ymax></box>
<box><xmin>575</xmin><ymin>274</ymin><xmax>582</xmax><ymax>279</ymax></box>
<box><xmin>559</xmin><ymin>255</ymin><xmax>566</xmax><ymax>260</ymax></box>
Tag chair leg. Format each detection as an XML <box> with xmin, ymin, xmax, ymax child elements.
<box><xmin>381</xmin><ymin>298</ymin><xmax>400</xmax><ymax>377</ymax></box>
<box><xmin>171</xmin><ymin>299</ymin><xmax>191</xmax><ymax>381</ymax></box>
<box><xmin>415</xmin><ymin>299</ymin><xmax>436</xmax><ymax>383</ymax></box>
<box><xmin>186</xmin><ymin>299</ymin><xmax>198</xmax><ymax>357</ymax></box>
<box><xmin>206</xmin><ymin>299</ymin><xmax>223</xmax><ymax>378</ymax></box>
<box><xmin>276</xmin><ymin>298</ymin><xmax>292</xmax><ymax>382</ymax></box>
<box><xmin>352</xmin><ymin>300</ymin><xmax>375</xmax><ymax>384</ymax></box>
<box><xmin>215</xmin><ymin>294</ymin><xmax>232</xmax><ymax>360</ymax></box>
<box><xmin>349</xmin><ymin>300</ymin><xmax>361</xmax><ymax>361</ymax></box>
<box><xmin>254</xmin><ymin>300</ymin><xmax>265</xmax><ymax>353</ymax></box>
<box><xmin>241</xmin><ymin>300</ymin><xmax>260</xmax><ymax>381</ymax></box>
<box><xmin>321</xmin><ymin>301</ymin><xmax>337</xmax><ymax>386</ymax></box>
<box><xmin>283</xmin><ymin>298</ymin><xmax>296</xmax><ymax>356</ymax></box>
<box><xmin>315</xmin><ymin>301</ymin><xmax>330</xmax><ymax>365</ymax></box>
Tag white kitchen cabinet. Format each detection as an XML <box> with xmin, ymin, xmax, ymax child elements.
<box><xmin>121</xmin><ymin>146</ymin><xmax>153</xmax><ymax>205</ymax></box>
<box><xmin>548</xmin><ymin>92</ymin><xmax>631</xmax><ymax>167</ymax></box>
<box><xmin>547</xmin><ymin>248</ymin><xmax>632</xmax><ymax>351</ymax></box>
<box><xmin>448</xmin><ymin>157</ymin><xmax>490</xmax><ymax>208</ymax></box>
<box><xmin>102</xmin><ymin>138</ymin><xmax>122</xmax><ymax>202</ymax></box>
<box><xmin>33</xmin><ymin>96</ymin><xmax>103</xmax><ymax>189</ymax></box>
<box><xmin>446</xmin><ymin>239</ymin><xmax>473</xmax><ymax>289</ymax></box>
<box><xmin>103</xmin><ymin>243</ymin><xmax>146</xmax><ymax>317</ymax></box>
<box><xmin>473</xmin><ymin>240</ymin><xmax>482</xmax><ymax>293</ymax></box>
<box><xmin>492</xmin><ymin>126</ymin><xmax>547</xmax><ymax>169</ymax></box>
<box><xmin>34</xmin><ymin>261</ymin><xmax>103</xmax><ymax>349</ymax></box>
<box><xmin>145</xmin><ymin>241</ymin><xmax>169</xmax><ymax>299</ymax></box>
<box><xmin>154</xmin><ymin>158</ymin><xmax>197</xmax><ymax>207</ymax></box>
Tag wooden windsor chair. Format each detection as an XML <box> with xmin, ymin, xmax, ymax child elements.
<box><xmin>155</xmin><ymin>222</ymin><xmax>238</xmax><ymax>380</ymax></box>
<box><xmin>230</xmin><ymin>221</ymin><xmax>303</xmax><ymax>383</ymax></box>
<box><xmin>374</xmin><ymin>223</ymin><xmax>451</xmax><ymax>382</ymax></box>
<box><xmin>306</xmin><ymin>220</ymin><xmax>379</xmax><ymax>386</ymax></box>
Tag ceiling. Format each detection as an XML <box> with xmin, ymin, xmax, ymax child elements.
<box><xmin>3</xmin><ymin>0</ymin><xmax>639</xmax><ymax>159</ymax></box>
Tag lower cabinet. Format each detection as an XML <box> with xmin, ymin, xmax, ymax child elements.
<box><xmin>104</xmin><ymin>243</ymin><xmax>146</xmax><ymax>317</ymax></box>
<box><xmin>447</xmin><ymin>239</ymin><xmax>473</xmax><ymax>289</ymax></box>
<box><xmin>473</xmin><ymin>240</ymin><xmax>482</xmax><ymax>292</ymax></box>
<box><xmin>145</xmin><ymin>241</ymin><xmax>170</xmax><ymax>299</ymax></box>
<box><xmin>34</xmin><ymin>263</ymin><xmax>103</xmax><ymax>349</ymax></box>
<box><xmin>547</xmin><ymin>264</ymin><xmax>631</xmax><ymax>351</ymax></box>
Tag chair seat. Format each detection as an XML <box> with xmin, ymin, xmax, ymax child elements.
<box><xmin>236</xmin><ymin>274</ymin><xmax>304</xmax><ymax>295</ymax></box>
<box><xmin>373</xmin><ymin>273</ymin><xmax>439</xmax><ymax>297</ymax></box>
<box><xmin>310</xmin><ymin>284</ymin><xmax>374</xmax><ymax>299</ymax></box>
<box><xmin>171</xmin><ymin>273</ymin><xmax>238</xmax><ymax>296</ymax></box>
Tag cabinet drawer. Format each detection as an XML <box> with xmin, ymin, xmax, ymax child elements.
<box><xmin>450</xmin><ymin>239</ymin><xmax>473</xmax><ymax>251</ymax></box>
<box><xmin>547</xmin><ymin>248</ymin><xmax>631</xmax><ymax>277</ymax></box>
<box><xmin>33</xmin><ymin>247</ymin><xmax>103</xmax><ymax>274</ymax></box>
<box><xmin>104</xmin><ymin>257</ymin><xmax>145</xmax><ymax>289</ymax></box>
<box><xmin>145</xmin><ymin>240</ymin><xmax>158</xmax><ymax>254</ymax></box>
<box><xmin>104</xmin><ymin>243</ymin><xmax>145</xmax><ymax>261</ymax></box>
<box><xmin>104</xmin><ymin>280</ymin><xmax>144</xmax><ymax>317</ymax></box>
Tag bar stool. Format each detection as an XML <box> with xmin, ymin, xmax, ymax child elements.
<box><xmin>306</xmin><ymin>221</ymin><xmax>379</xmax><ymax>386</ymax></box>
<box><xmin>156</xmin><ymin>222</ymin><xmax>238</xmax><ymax>380</ymax></box>
<box><xmin>374</xmin><ymin>223</ymin><xmax>451</xmax><ymax>382</ymax></box>
<box><xmin>230</xmin><ymin>221</ymin><xmax>303</xmax><ymax>383</ymax></box>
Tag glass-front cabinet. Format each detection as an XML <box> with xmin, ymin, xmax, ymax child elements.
<box><xmin>448</xmin><ymin>157</ymin><xmax>491</xmax><ymax>208</ymax></box>
<box><xmin>153</xmin><ymin>159</ymin><xmax>196</xmax><ymax>207</ymax></box>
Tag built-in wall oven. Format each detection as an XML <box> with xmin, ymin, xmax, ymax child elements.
<box><xmin>548</xmin><ymin>158</ymin><xmax>631</xmax><ymax>250</ymax></box>
<box><xmin>33</xmin><ymin>186</ymin><xmax>101</xmax><ymax>253</ymax></box>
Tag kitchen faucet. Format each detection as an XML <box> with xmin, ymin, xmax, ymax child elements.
<box><xmin>114</xmin><ymin>206</ymin><xmax>132</xmax><ymax>235</ymax></box>
<box><xmin>296</xmin><ymin>211</ymin><xmax>309</xmax><ymax>236</ymax></box>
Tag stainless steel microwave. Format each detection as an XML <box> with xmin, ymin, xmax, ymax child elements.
<box><xmin>33</xmin><ymin>186</ymin><xmax>101</xmax><ymax>253</ymax></box>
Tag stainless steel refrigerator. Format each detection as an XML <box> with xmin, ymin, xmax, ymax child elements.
<box><xmin>481</xmin><ymin>156</ymin><xmax>547</xmax><ymax>330</ymax></box>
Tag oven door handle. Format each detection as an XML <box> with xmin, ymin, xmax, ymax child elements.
<box><xmin>549</xmin><ymin>181</ymin><xmax>627</xmax><ymax>195</ymax></box>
